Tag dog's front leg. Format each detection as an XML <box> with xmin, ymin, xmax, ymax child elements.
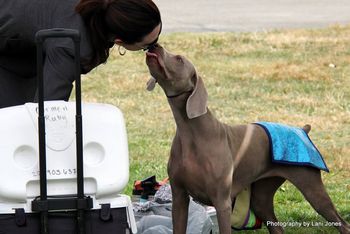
<box><xmin>213</xmin><ymin>198</ymin><xmax>232</xmax><ymax>234</ymax></box>
<box><xmin>171</xmin><ymin>185</ymin><xmax>190</xmax><ymax>234</ymax></box>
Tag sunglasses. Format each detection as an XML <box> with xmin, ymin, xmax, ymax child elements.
<box><xmin>108</xmin><ymin>22</ymin><xmax>162</xmax><ymax>51</ymax></box>
<box><xmin>139</xmin><ymin>22</ymin><xmax>162</xmax><ymax>51</ymax></box>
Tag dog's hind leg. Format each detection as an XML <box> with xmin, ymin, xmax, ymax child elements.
<box><xmin>286</xmin><ymin>167</ymin><xmax>350</xmax><ymax>234</ymax></box>
<box><xmin>251</xmin><ymin>177</ymin><xmax>286</xmax><ymax>234</ymax></box>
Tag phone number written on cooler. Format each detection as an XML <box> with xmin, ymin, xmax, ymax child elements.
<box><xmin>32</xmin><ymin>168</ymin><xmax>77</xmax><ymax>177</ymax></box>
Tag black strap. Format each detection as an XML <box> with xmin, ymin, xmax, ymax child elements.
<box><xmin>99</xmin><ymin>204</ymin><xmax>112</xmax><ymax>222</ymax></box>
<box><xmin>32</xmin><ymin>196</ymin><xmax>93</xmax><ymax>212</ymax></box>
<box><xmin>15</xmin><ymin>208</ymin><xmax>26</xmax><ymax>227</ymax></box>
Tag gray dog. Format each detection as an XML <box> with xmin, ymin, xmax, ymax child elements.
<box><xmin>145</xmin><ymin>44</ymin><xmax>350</xmax><ymax>234</ymax></box>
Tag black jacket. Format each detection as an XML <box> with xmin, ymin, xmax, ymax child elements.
<box><xmin>0</xmin><ymin>0</ymin><xmax>95</xmax><ymax>102</ymax></box>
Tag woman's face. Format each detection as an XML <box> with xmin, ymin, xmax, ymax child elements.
<box><xmin>116</xmin><ymin>23</ymin><xmax>162</xmax><ymax>51</ymax></box>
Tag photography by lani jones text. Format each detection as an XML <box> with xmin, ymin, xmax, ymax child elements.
<box><xmin>266</xmin><ymin>220</ymin><xmax>342</xmax><ymax>228</ymax></box>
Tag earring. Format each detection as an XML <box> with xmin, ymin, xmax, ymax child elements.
<box><xmin>118</xmin><ymin>46</ymin><xmax>126</xmax><ymax>56</ymax></box>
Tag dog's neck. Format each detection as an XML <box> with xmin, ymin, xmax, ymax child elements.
<box><xmin>166</xmin><ymin>89</ymin><xmax>193</xmax><ymax>99</ymax></box>
<box><xmin>167</xmin><ymin>94</ymin><xmax>222</xmax><ymax>141</ymax></box>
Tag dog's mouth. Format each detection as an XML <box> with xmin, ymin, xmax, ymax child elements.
<box><xmin>145</xmin><ymin>51</ymin><xmax>159</xmax><ymax>91</ymax></box>
<box><xmin>146</xmin><ymin>47</ymin><xmax>165</xmax><ymax>74</ymax></box>
<box><xmin>145</xmin><ymin>45</ymin><xmax>167</xmax><ymax>91</ymax></box>
<box><xmin>145</xmin><ymin>44</ymin><xmax>163</xmax><ymax>66</ymax></box>
<box><xmin>146</xmin><ymin>51</ymin><xmax>159</xmax><ymax>65</ymax></box>
<box><xmin>146</xmin><ymin>51</ymin><xmax>158</xmax><ymax>59</ymax></box>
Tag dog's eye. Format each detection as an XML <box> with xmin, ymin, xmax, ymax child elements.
<box><xmin>175</xmin><ymin>55</ymin><xmax>184</xmax><ymax>64</ymax></box>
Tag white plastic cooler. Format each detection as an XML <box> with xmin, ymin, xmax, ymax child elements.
<box><xmin>0</xmin><ymin>101</ymin><xmax>137</xmax><ymax>233</ymax></box>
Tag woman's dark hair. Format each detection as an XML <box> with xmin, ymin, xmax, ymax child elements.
<box><xmin>75</xmin><ymin>0</ymin><xmax>161</xmax><ymax>69</ymax></box>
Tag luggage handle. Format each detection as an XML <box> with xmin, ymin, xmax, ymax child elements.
<box><xmin>35</xmin><ymin>28</ymin><xmax>84</xmax><ymax>201</ymax></box>
<box><xmin>33</xmin><ymin>28</ymin><xmax>90</xmax><ymax>234</ymax></box>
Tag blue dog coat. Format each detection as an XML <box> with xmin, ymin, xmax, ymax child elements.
<box><xmin>255</xmin><ymin>122</ymin><xmax>329</xmax><ymax>172</ymax></box>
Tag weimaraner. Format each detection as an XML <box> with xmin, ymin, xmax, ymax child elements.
<box><xmin>145</xmin><ymin>44</ymin><xmax>350</xmax><ymax>234</ymax></box>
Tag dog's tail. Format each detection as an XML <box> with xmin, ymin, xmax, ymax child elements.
<box><xmin>302</xmin><ymin>124</ymin><xmax>311</xmax><ymax>134</ymax></box>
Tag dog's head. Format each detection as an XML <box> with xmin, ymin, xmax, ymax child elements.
<box><xmin>145</xmin><ymin>44</ymin><xmax>208</xmax><ymax>119</ymax></box>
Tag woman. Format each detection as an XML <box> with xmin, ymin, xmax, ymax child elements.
<box><xmin>0</xmin><ymin>0</ymin><xmax>161</xmax><ymax>108</ymax></box>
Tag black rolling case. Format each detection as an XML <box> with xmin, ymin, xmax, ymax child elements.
<box><xmin>0</xmin><ymin>29</ymin><xmax>136</xmax><ymax>234</ymax></box>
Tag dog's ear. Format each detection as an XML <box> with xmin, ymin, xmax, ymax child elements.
<box><xmin>146</xmin><ymin>77</ymin><xmax>157</xmax><ymax>91</ymax></box>
<box><xmin>186</xmin><ymin>73</ymin><xmax>208</xmax><ymax>119</ymax></box>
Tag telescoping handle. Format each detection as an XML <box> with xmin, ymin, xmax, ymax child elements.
<box><xmin>34</xmin><ymin>28</ymin><xmax>87</xmax><ymax>234</ymax></box>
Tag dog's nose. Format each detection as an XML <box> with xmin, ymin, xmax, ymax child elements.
<box><xmin>147</xmin><ymin>43</ymin><xmax>161</xmax><ymax>52</ymax></box>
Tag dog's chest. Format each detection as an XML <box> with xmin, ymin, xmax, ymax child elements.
<box><xmin>169</xmin><ymin>157</ymin><xmax>216</xmax><ymax>206</ymax></box>
<box><xmin>182</xmin><ymin>168</ymin><xmax>213</xmax><ymax>205</ymax></box>
<box><xmin>187</xmin><ymin>186</ymin><xmax>212</xmax><ymax>206</ymax></box>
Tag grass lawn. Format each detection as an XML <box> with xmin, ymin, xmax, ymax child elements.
<box><xmin>79</xmin><ymin>24</ymin><xmax>350</xmax><ymax>233</ymax></box>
